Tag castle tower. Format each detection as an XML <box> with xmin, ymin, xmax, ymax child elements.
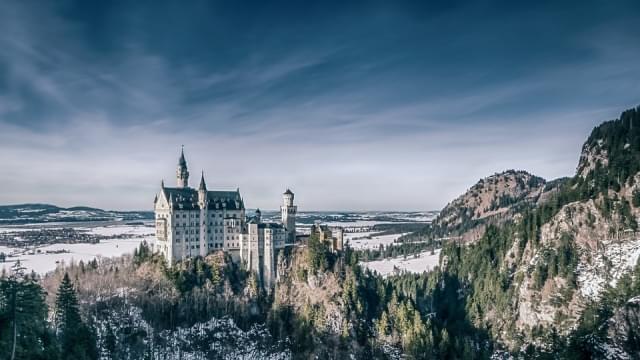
<box><xmin>281</xmin><ymin>189</ymin><xmax>297</xmax><ymax>244</ymax></box>
<box><xmin>198</xmin><ymin>171</ymin><xmax>208</xmax><ymax>256</ymax></box>
<box><xmin>176</xmin><ymin>146</ymin><xmax>189</xmax><ymax>188</ymax></box>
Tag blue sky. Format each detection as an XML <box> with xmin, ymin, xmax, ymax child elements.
<box><xmin>0</xmin><ymin>0</ymin><xmax>639</xmax><ymax>211</ymax></box>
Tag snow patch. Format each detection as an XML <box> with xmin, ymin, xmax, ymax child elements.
<box><xmin>577</xmin><ymin>237</ymin><xmax>640</xmax><ymax>300</ymax></box>
<box><xmin>360</xmin><ymin>249</ymin><xmax>441</xmax><ymax>277</ymax></box>
<box><xmin>347</xmin><ymin>232</ymin><xmax>411</xmax><ymax>250</ymax></box>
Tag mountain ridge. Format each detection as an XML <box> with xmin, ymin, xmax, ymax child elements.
<box><xmin>0</xmin><ymin>203</ymin><xmax>153</xmax><ymax>224</ymax></box>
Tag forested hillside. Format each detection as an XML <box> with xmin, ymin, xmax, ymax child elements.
<box><xmin>438</xmin><ymin>106</ymin><xmax>640</xmax><ymax>357</ymax></box>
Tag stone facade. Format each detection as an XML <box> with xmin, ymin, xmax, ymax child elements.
<box><xmin>153</xmin><ymin>148</ymin><xmax>296</xmax><ymax>287</ymax></box>
<box><xmin>310</xmin><ymin>224</ymin><xmax>344</xmax><ymax>252</ymax></box>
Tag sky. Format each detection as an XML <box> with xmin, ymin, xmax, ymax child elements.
<box><xmin>0</xmin><ymin>0</ymin><xmax>639</xmax><ymax>211</ymax></box>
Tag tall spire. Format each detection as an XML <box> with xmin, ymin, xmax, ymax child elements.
<box><xmin>176</xmin><ymin>146</ymin><xmax>189</xmax><ymax>188</ymax></box>
<box><xmin>179</xmin><ymin>145</ymin><xmax>186</xmax><ymax>166</ymax></box>
<box><xmin>199</xmin><ymin>171</ymin><xmax>207</xmax><ymax>191</ymax></box>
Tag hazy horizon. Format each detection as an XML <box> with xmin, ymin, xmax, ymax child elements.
<box><xmin>1</xmin><ymin>0</ymin><xmax>639</xmax><ymax>211</ymax></box>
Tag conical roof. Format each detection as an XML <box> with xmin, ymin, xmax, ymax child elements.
<box><xmin>178</xmin><ymin>146</ymin><xmax>187</xmax><ymax>166</ymax></box>
<box><xmin>199</xmin><ymin>171</ymin><xmax>207</xmax><ymax>190</ymax></box>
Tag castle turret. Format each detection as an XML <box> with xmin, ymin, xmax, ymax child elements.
<box><xmin>255</xmin><ymin>208</ymin><xmax>262</xmax><ymax>223</ymax></box>
<box><xmin>198</xmin><ymin>171</ymin><xmax>207</xmax><ymax>205</ymax></box>
<box><xmin>281</xmin><ymin>189</ymin><xmax>297</xmax><ymax>244</ymax></box>
<box><xmin>198</xmin><ymin>171</ymin><xmax>209</xmax><ymax>256</ymax></box>
<box><xmin>177</xmin><ymin>146</ymin><xmax>189</xmax><ymax>188</ymax></box>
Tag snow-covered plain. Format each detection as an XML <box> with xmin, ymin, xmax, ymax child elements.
<box><xmin>361</xmin><ymin>249</ymin><xmax>441</xmax><ymax>277</ymax></box>
<box><xmin>84</xmin><ymin>224</ymin><xmax>153</xmax><ymax>236</ymax></box>
<box><xmin>320</xmin><ymin>220</ymin><xmax>395</xmax><ymax>228</ymax></box>
<box><xmin>347</xmin><ymin>232</ymin><xmax>411</xmax><ymax>250</ymax></box>
<box><xmin>0</xmin><ymin>227</ymin><xmax>35</xmax><ymax>233</ymax></box>
<box><xmin>0</xmin><ymin>224</ymin><xmax>154</xmax><ymax>275</ymax></box>
<box><xmin>345</xmin><ymin>231</ymin><xmax>377</xmax><ymax>241</ymax></box>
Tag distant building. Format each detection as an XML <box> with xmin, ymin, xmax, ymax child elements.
<box><xmin>309</xmin><ymin>224</ymin><xmax>344</xmax><ymax>252</ymax></box>
<box><xmin>153</xmin><ymin>148</ymin><xmax>296</xmax><ymax>287</ymax></box>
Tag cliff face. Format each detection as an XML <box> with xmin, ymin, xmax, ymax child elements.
<box><xmin>606</xmin><ymin>296</ymin><xmax>640</xmax><ymax>357</ymax></box>
<box><xmin>274</xmin><ymin>247</ymin><xmax>347</xmax><ymax>336</ymax></box>
<box><xmin>511</xmin><ymin>195</ymin><xmax>640</xmax><ymax>343</ymax></box>
<box><xmin>437</xmin><ymin>107</ymin><xmax>640</xmax><ymax>354</ymax></box>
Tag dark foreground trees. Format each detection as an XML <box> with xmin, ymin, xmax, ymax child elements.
<box><xmin>0</xmin><ymin>265</ymin><xmax>97</xmax><ymax>360</ymax></box>
<box><xmin>0</xmin><ymin>261</ymin><xmax>57</xmax><ymax>360</ymax></box>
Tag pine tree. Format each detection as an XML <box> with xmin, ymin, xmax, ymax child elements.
<box><xmin>54</xmin><ymin>272</ymin><xmax>97</xmax><ymax>360</ymax></box>
<box><xmin>376</xmin><ymin>311</ymin><xmax>389</xmax><ymax>337</ymax></box>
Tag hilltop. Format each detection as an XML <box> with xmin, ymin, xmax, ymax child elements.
<box><xmin>431</xmin><ymin>170</ymin><xmax>548</xmax><ymax>242</ymax></box>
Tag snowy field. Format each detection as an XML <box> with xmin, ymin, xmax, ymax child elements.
<box><xmin>321</xmin><ymin>220</ymin><xmax>397</xmax><ymax>228</ymax></box>
<box><xmin>345</xmin><ymin>231</ymin><xmax>377</xmax><ymax>241</ymax></box>
<box><xmin>0</xmin><ymin>224</ymin><xmax>153</xmax><ymax>275</ymax></box>
<box><xmin>347</xmin><ymin>232</ymin><xmax>411</xmax><ymax>250</ymax></box>
<box><xmin>361</xmin><ymin>249</ymin><xmax>441</xmax><ymax>277</ymax></box>
<box><xmin>84</xmin><ymin>224</ymin><xmax>153</xmax><ymax>237</ymax></box>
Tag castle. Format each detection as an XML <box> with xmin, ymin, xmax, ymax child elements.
<box><xmin>153</xmin><ymin>148</ymin><xmax>297</xmax><ymax>287</ymax></box>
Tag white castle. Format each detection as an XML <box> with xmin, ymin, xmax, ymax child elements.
<box><xmin>153</xmin><ymin>148</ymin><xmax>297</xmax><ymax>287</ymax></box>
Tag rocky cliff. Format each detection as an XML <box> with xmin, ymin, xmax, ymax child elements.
<box><xmin>437</xmin><ymin>106</ymin><xmax>640</xmax><ymax>357</ymax></box>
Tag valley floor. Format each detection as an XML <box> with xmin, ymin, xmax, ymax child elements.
<box><xmin>360</xmin><ymin>248</ymin><xmax>441</xmax><ymax>277</ymax></box>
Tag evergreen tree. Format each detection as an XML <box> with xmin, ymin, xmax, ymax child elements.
<box><xmin>54</xmin><ymin>272</ymin><xmax>98</xmax><ymax>360</ymax></box>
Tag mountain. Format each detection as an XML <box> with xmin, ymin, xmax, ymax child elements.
<box><xmin>439</xmin><ymin>106</ymin><xmax>640</xmax><ymax>356</ymax></box>
<box><xmin>0</xmin><ymin>203</ymin><xmax>153</xmax><ymax>224</ymax></box>
<box><xmin>431</xmin><ymin>170</ymin><xmax>548</xmax><ymax>242</ymax></box>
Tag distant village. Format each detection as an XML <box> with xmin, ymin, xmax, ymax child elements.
<box><xmin>0</xmin><ymin>227</ymin><xmax>149</xmax><ymax>256</ymax></box>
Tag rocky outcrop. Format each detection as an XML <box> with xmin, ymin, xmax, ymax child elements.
<box><xmin>577</xmin><ymin>138</ymin><xmax>609</xmax><ymax>178</ymax></box>
<box><xmin>274</xmin><ymin>247</ymin><xmax>347</xmax><ymax>335</ymax></box>
<box><xmin>511</xmin><ymin>198</ymin><xmax>635</xmax><ymax>339</ymax></box>
<box><xmin>606</xmin><ymin>296</ymin><xmax>640</xmax><ymax>359</ymax></box>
